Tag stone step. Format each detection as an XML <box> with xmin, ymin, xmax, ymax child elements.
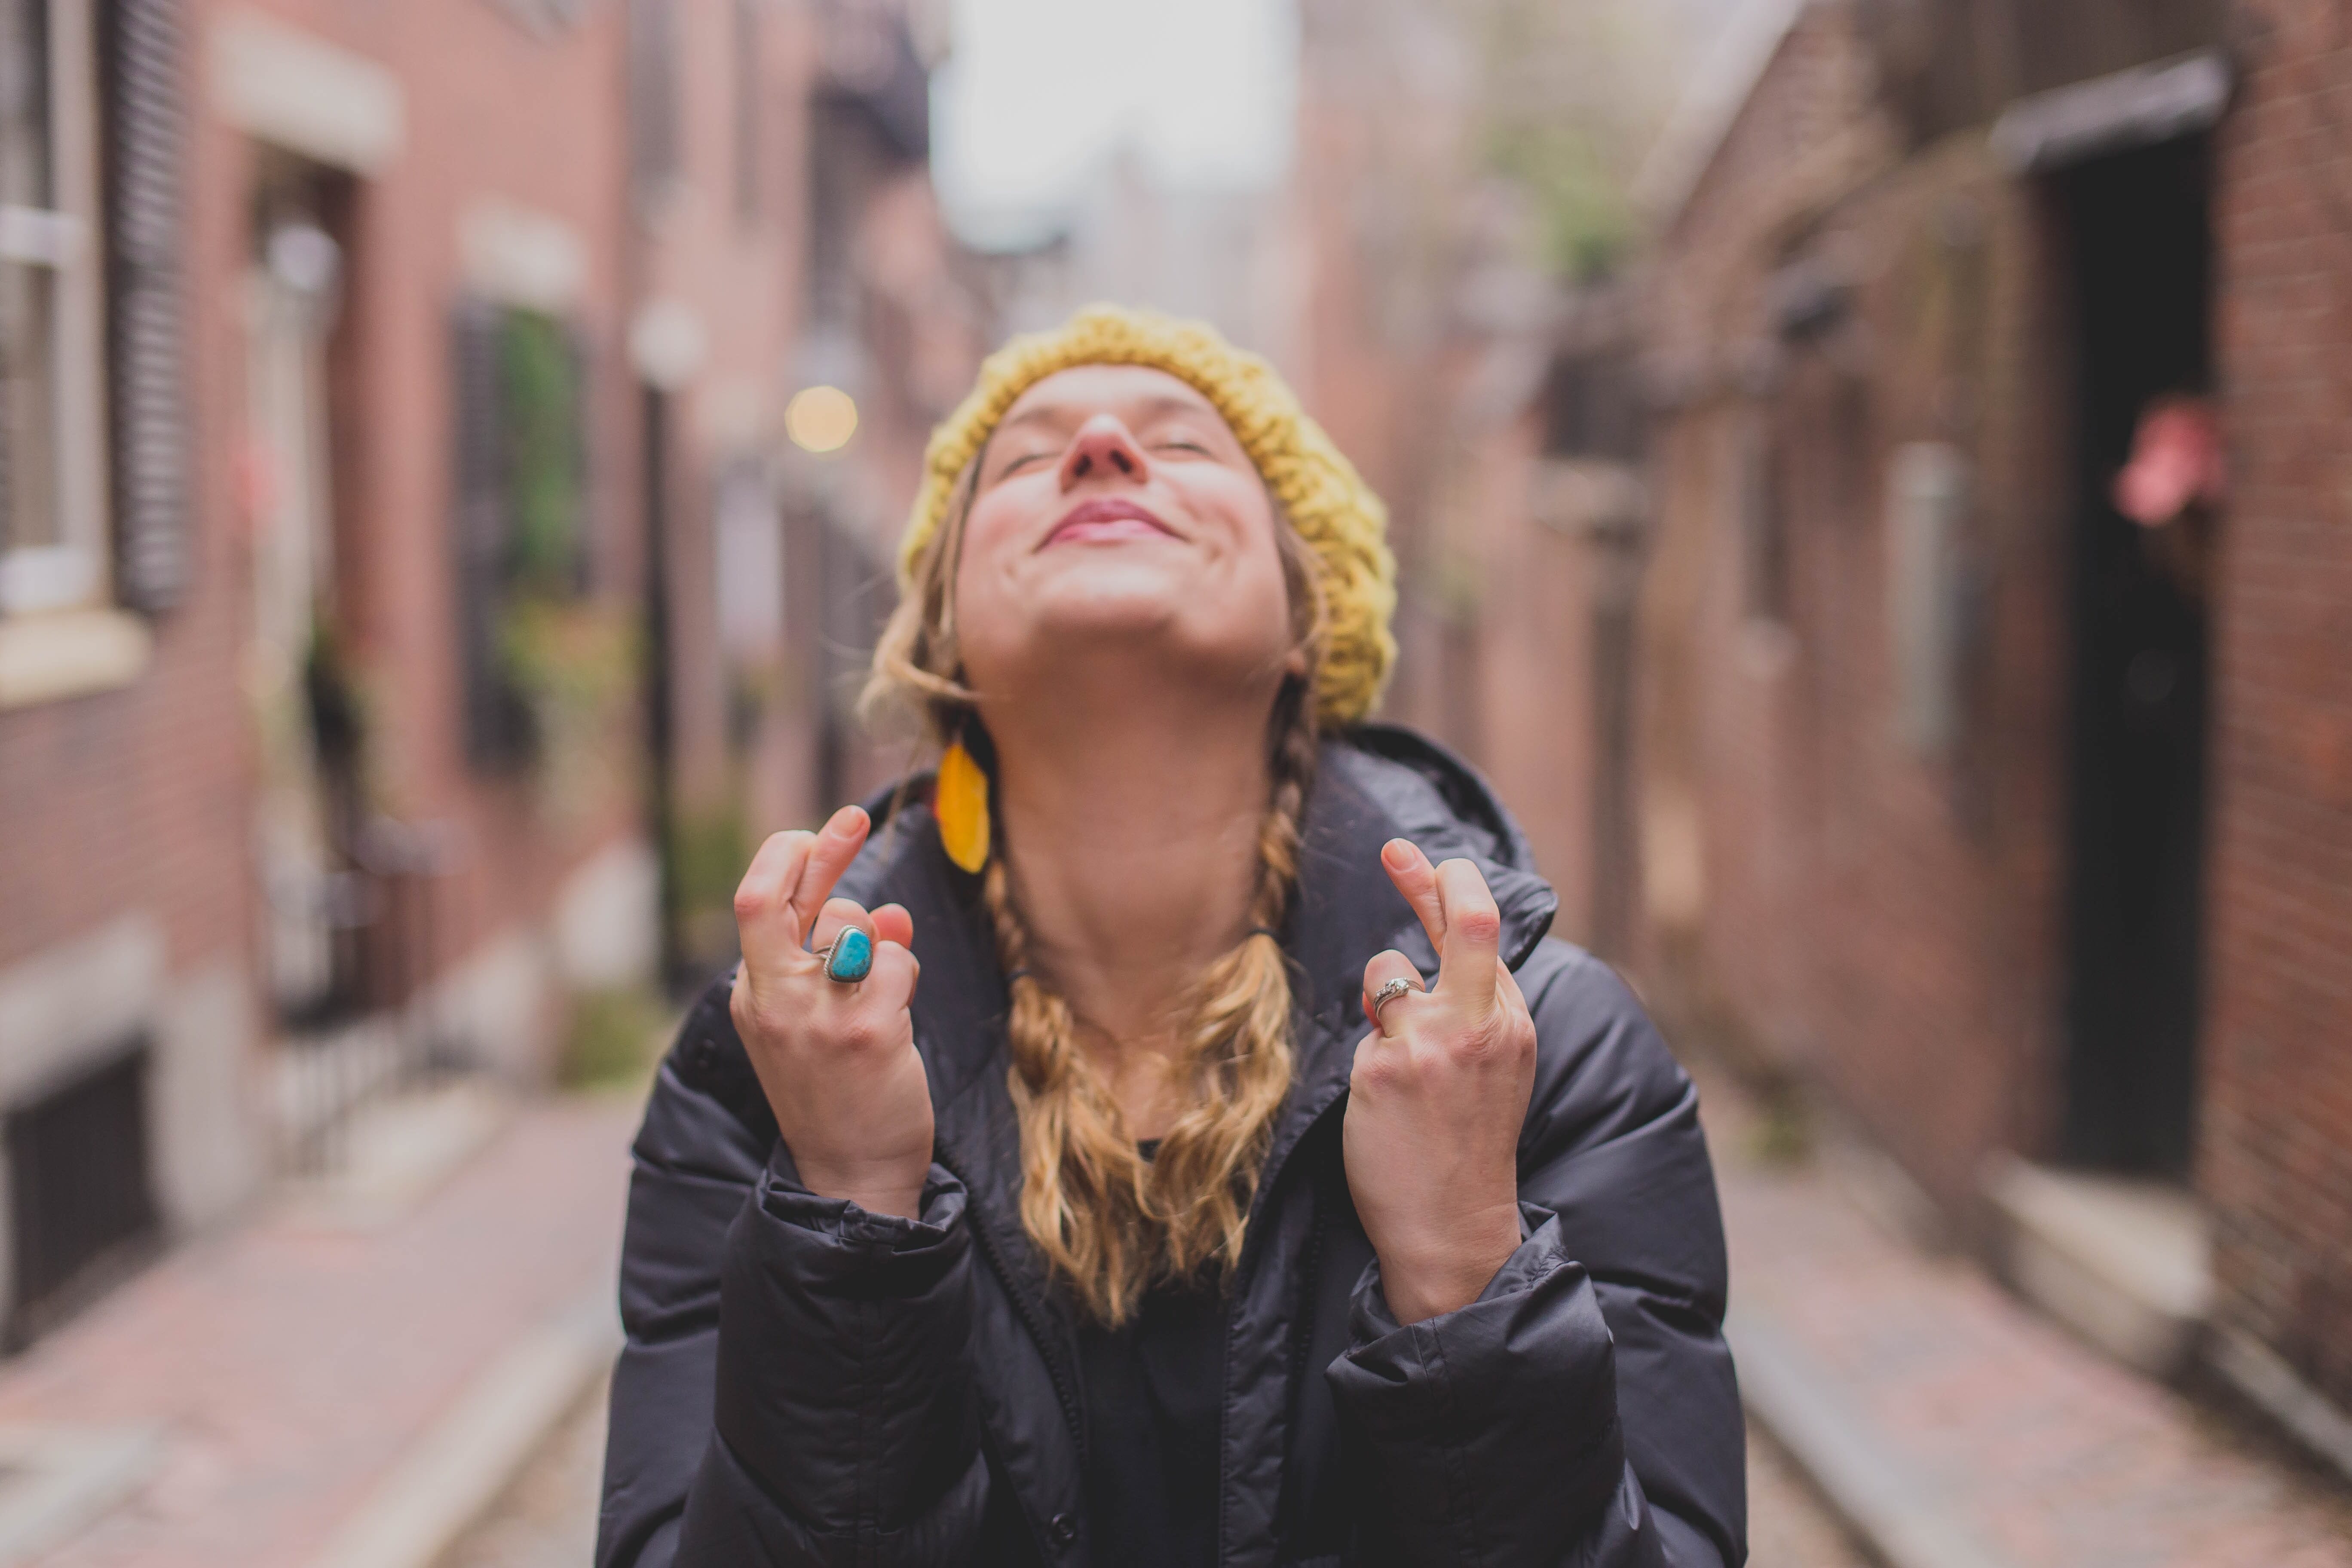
<box><xmin>1981</xmin><ymin>1155</ymin><xmax>2211</xmax><ymax>1379</ymax></box>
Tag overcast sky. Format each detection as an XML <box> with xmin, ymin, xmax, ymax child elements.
<box><xmin>930</xmin><ymin>0</ymin><xmax>1298</xmax><ymax>249</ymax></box>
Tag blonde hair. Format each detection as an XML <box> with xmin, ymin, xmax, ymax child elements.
<box><xmin>867</xmin><ymin>446</ymin><xmax>1326</xmax><ymax>1325</ymax></box>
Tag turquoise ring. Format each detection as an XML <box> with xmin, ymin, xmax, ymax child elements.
<box><xmin>818</xmin><ymin>928</ymin><xmax>875</xmax><ymax>985</ymax></box>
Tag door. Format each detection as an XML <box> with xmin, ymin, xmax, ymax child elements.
<box><xmin>2057</xmin><ymin>134</ymin><xmax>2214</xmax><ymax>1175</ymax></box>
<box><xmin>245</xmin><ymin>151</ymin><xmax>363</xmax><ymax>1028</ymax></box>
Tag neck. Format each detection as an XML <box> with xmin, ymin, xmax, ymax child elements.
<box><xmin>987</xmin><ymin>677</ymin><xmax>1275</xmax><ymax>1071</ymax></box>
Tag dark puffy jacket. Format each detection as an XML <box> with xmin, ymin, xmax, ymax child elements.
<box><xmin>597</xmin><ymin>726</ymin><xmax>1746</xmax><ymax>1568</ymax></box>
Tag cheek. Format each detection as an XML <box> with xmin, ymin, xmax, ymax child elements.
<box><xmin>952</xmin><ymin>488</ymin><xmax>1032</xmax><ymax>618</ymax></box>
<box><xmin>1192</xmin><ymin>481</ymin><xmax>1294</xmax><ymax>643</ymax></box>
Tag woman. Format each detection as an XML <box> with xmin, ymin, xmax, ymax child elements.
<box><xmin>598</xmin><ymin>308</ymin><xmax>1744</xmax><ymax>1568</ymax></box>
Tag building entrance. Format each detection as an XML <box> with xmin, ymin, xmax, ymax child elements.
<box><xmin>2056</xmin><ymin>133</ymin><xmax>2216</xmax><ymax>1176</ymax></box>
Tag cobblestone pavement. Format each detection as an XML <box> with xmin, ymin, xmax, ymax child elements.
<box><xmin>1697</xmin><ymin>1060</ymin><xmax>2352</xmax><ymax>1568</ymax></box>
<box><xmin>1746</xmin><ymin>1427</ymin><xmax>1870</xmax><ymax>1568</ymax></box>
<box><xmin>442</xmin><ymin>1375</ymin><xmax>611</xmax><ymax>1568</ymax></box>
<box><xmin>81</xmin><ymin>1048</ymin><xmax>2333</xmax><ymax>1568</ymax></box>
<box><xmin>12</xmin><ymin>1094</ymin><xmax>638</xmax><ymax>1568</ymax></box>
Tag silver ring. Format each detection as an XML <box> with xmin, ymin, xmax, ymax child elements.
<box><xmin>816</xmin><ymin>928</ymin><xmax>875</xmax><ymax>985</ymax></box>
<box><xmin>1370</xmin><ymin>975</ymin><xmax>1420</xmax><ymax>1034</ymax></box>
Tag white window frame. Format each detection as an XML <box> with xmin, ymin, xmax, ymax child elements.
<box><xmin>0</xmin><ymin>0</ymin><xmax>111</xmax><ymax>619</ymax></box>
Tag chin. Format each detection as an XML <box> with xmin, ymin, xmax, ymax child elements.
<box><xmin>1023</xmin><ymin>554</ymin><xmax>1197</xmax><ymax>627</ymax></box>
<box><xmin>964</xmin><ymin>556</ymin><xmax>1294</xmax><ymax>697</ymax></box>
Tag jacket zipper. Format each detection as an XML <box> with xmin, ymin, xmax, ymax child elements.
<box><xmin>941</xmin><ymin>1142</ymin><xmax>1091</xmax><ymax>1568</ymax></box>
<box><xmin>1217</xmin><ymin>1068</ymin><xmax>1348</xmax><ymax>1565</ymax></box>
<box><xmin>1288</xmin><ymin>1161</ymin><xmax>1332</xmax><ymax>1392</ymax></box>
<box><xmin>960</xmin><ymin>1191</ymin><xmax>1087</xmax><ymax>1461</ymax></box>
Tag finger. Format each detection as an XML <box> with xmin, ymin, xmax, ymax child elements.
<box><xmin>783</xmin><ymin>805</ymin><xmax>871</xmax><ymax>947</ymax></box>
<box><xmin>871</xmin><ymin>903</ymin><xmax>916</xmax><ymax>949</ymax></box>
<box><xmin>1494</xmin><ymin>955</ymin><xmax>1531</xmax><ymax>1017</ymax></box>
<box><xmin>861</xmin><ymin>939</ymin><xmax>922</xmax><ymax>1015</ymax></box>
<box><xmin>1379</xmin><ymin>839</ymin><xmax>1447</xmax><ymax>954</ymax></box>
<box><xmin>1431</xmin><ymin>858</ymin><xmax>1502</xmax><ymax>1005</ymax></box>
<box><xmin>734</xmin><ymin>830</ymin><xmax>817</xmax><ymax>975</ymax></box>
<box><xmin>808</xmin><ymin>897</ymin><xmax>876</xmax><ymax>959</ymax></box>
<box><xmin>1360</xmin><ymin>948</ymin><xmax>1427</xmax><ymax>1036</ymax></box>
<box><xmin>1495</xmin><ymin>957</ymin><xmax>1534</xmax><ymax>1036</ymax></box>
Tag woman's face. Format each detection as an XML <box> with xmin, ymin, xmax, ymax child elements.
<box><xmin>953</xmin><ymin>364</ymin><xmax>1300</xmax><ymax>705</ymax></box>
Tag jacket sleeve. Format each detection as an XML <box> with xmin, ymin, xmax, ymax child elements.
<box><xmin>1325</xmin><ymin>941</ymin><xmax>1746</xmax><ymax>1568</ymax></box>
<box><xmin>597</xmin><ymin>986</ymin><xmax>990</xmax><ymax>1568</ymax></box>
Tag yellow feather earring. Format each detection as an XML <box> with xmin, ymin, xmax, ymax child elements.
<box><xmin>934</xmin><ymin>736</ymin><xmax>991</xmax><ymax>873</ymax></box>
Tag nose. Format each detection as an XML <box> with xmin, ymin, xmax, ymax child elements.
<box><xmin>1059</xmin><ymin>413</ymin><xmax>1148</xmax><ymax>490</ymax></box>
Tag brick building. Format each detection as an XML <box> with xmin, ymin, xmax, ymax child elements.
<box><xmin>0</xmin><ymin>0</ymin><xmax>968</xmax><ymax>1344</ymax></box>
<box><xmin>624</xmin><ymin>0</ymin><xmax>982</xmax><ymax>981</ymax></box>
<box><xmin>1632</xmin><ymin>0</ymin><xmax>2352</xmax><ymax>1461</ymax></box>
<box><xmin>1420</xmin><ymin>291</ymin><xmax>1652</xmax><ymax>960</ymax></box>
<box><xmin>1278</xmin><ymin>0</ymin><xmax>1684</xmax><ymax>965</ymax></box>
<box><xmin>2200</xmin><ymin>0</ymin><xmax>2352</xmax><ymax>1442</ymax></box>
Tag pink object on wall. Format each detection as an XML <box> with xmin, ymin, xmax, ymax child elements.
<box><xmin>2113</xmin><ymin>395</ymin><xmax>2226</xmax><ymax>526</ymax></box>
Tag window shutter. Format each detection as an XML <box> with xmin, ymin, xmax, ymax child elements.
<box><xmin>451</xmin><ymin>300</ymin><xmax>530</xmax><ymax>768</ymax></box>
<box><xmin>628</xmin><ymin>0</ymin><xmax>680</xmax><ymax>206</ymax></box>
<box><xmin>104</xmin><ymin>0</ymin><xmax>192</xmax><ymax>613</ymax></box>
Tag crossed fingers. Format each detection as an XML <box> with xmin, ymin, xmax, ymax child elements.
<box><xmin>1360</xmin><ymin>839</ymin><xmax>1523</xmax><ymax>1034</ymax></box>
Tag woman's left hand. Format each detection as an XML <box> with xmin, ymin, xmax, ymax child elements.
<box><xmin>1343</xmin><ymin>839</ymin><xmax>1539</xmax><ymax>1324</ymax></box>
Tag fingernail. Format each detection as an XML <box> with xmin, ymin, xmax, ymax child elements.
<box><xmin>825</xmin><ymin>804</ymin><xmax>866</xmax><ymax>836</ymax></box>
<box><xmin>1381</xmin><ymin>839</ymin><xmax>1416</xmax><ymax>870</ymax></box>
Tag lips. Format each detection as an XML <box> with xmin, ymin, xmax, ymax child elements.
<box><xmin>1041</xmin><ymin>497</ymin><xmax>1179</xmax><ymax>549</ymax></box>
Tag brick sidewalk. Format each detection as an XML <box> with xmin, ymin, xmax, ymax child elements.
<box><xmin>1700</xmin><ymin>1065</ymin><xmax>2352</xmax><ymax>1568</ymax></box>
<box><xmin>7</xmin><ymin>1094</ymin><xmax>638</xmax><ymax>1568</ymax></box>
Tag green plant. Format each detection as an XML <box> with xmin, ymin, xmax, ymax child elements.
<box><xmin>498</xmin><ymin>598</ymin><xmax>640</xmax><ymax>823</ymax></box>
<box><xmin>1746</xmin><ymin>1081</ymin><xmax>1814</xmax><ymax>1168</ymax></box>
<box><xmin>666</xmin><ymin>801</ymin><xmax>750</xmax><ymax>919</ymax></box>
<box><xmin>1462</xmin><ymin>0</ymin><xmax>1698</xmax><ymax>284</ymax></box>
<box><xmin>560</xmin><ymin>985</ymin><xmax>673</xmax><ymax>1092</ymax></box>
<box><xmin>1485</xmin><ymin>122</ymin><xmax>1638</xmax><ymax>284</ymax></box>
<box><xmin>665</xmin><ymin>800</ymin><xmax>753</xmax><ymax>972</ymax></box>
<box><xmin>502</xmin><ymin>309</ymin><xmax>585</xmax><ymax>594</ymax></box>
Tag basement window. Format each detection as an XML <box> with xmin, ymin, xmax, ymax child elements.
<box><xmin>6</xmin><ymin>1040</ymin><xmax>159</xmax><ymax>1347</ymax></box>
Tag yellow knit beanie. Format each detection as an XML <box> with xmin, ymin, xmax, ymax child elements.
<box><xmin>898</xmin><ymin>303</ymin><xmax>1396</xmax><ymax>727</ymax></box>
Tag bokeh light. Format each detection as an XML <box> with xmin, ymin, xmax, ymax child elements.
<box><xmin>785</xmin><ymin>385</ymin><xmax>858</xmax><ymax>453</ymax></box>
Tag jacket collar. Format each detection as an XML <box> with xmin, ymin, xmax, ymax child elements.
<box><xmin>832</xmin><ymin>725</ymin><xmax>1559</xmax><ymax>1509</ymax></box>
<box><xmin>836</xmin><ymin>722</ymin><xmax>1559</xmax><ymax>1135</ymax></box>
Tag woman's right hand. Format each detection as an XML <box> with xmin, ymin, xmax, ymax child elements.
<box><xmin>730</xmin><ymin>804</ymin><xmax>934</xmax><ymax>1219</ymax></box>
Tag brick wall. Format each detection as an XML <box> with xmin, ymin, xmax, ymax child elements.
<box><xmin>1437</xmin><ymin>410</ymin><xmax>1602</xmax><ymax>938</ymax></box>
<box><xmin>266</xmin><ymin>0</ymin><xmax>638</xmax><ymax>987</ymax></box>
<box><xmin>1645</xmin><ymin>0</ymin><xmax>2352</xmax><ymax>1410</ymax></box>
<box><xmin>2</xmin><ymin>0</ymin><xmax>812</xmax><ymax>1069</ymax></box>
<box><xmin>2204</xmin><ymin>0</ymin><xmax>2352</xmax><ymax>1407</ymax></box>
<box><xmin>1640</xmin><ymin>3</ymin><xmax>2077</xmax><ymax>1222</ymax></box>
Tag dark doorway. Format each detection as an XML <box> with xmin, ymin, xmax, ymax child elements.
<box><xmin>2056</xmin><ymin>134</ymin><xmax>2214</xmax><ymax>1175</ymax></box>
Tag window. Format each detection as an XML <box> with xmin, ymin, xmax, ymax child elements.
<box><xmin>7</xmin><ymin>1038</ymin><xmax>158</xmax><ymax>1346</ymax></box>
<box><xmin>628</xmin><ymin>0</ymin><xmax>680</xmax><ymax>212</ymax></box>
<box><xmin>0</xmin><ymin>0</ymin><xmax>107</xmax><ymax>617</ymax></box>
<box><xmin>1886</xmin><ymin>441</ymin><xmax>1969</xmax><ymax>754</ymax></box>
<box><xmin>1539</xmin><ymin>350</ymin><xmax>1642</xmax><ymax>462</ymax></box>
<box><xmin>451</xmin><ymin>299</ymin><xmax>592</xmax><ymax>770</ymax></box>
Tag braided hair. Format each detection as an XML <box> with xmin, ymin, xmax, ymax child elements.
<box><xmin>867</xmin><ymin>448</ymin><xmax>1326</xmax><ymax>1324</ymax></box>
